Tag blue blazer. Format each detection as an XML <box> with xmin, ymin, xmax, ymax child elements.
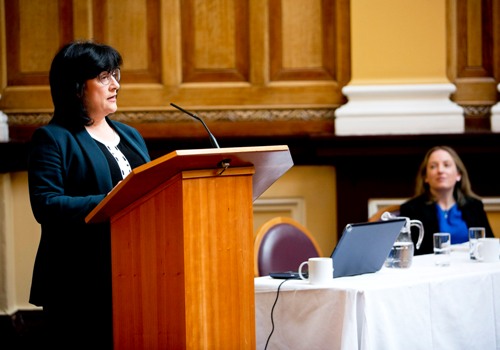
<box><xmin>28</xmin><ymin>118</ymin><xmax>150</xmax><ymax>307</ymax></box>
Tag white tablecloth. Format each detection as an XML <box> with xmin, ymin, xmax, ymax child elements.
<box><xmin>254</xmin><ymin>250</ymin><xmax>500</xmax><ymax>350</ymax></box>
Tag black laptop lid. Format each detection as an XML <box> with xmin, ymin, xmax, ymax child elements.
<box><xmin>331</xmin><ymin>219</ymin><xmax>406</xmax><ymax>278</ymax></box>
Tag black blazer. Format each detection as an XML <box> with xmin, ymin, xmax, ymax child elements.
<box><xmin>400</xmin><ymin>194</ymin><xmax>494</xmax><ymax>255</ymax></box>
<box><xmin>28</xmin><ymin>118</ymin><xmax>150</xmax><ymax>307</ymax></box>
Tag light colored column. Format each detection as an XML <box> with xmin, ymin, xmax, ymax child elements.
<box><xmin>335</xmin><ymin>0</ymin><xmax>463</xmax><ymax>135</ymax></box>
<box><xmin>0</xmin><ymin>110</ymin><xmax>8</xmax><ymax>141</ymax></box>
<box><xmin>491</xmin><ymin>84</ymin><xmax>500</xmax><ymax>132</ymax></box>
<box><xmin>0</xmin><ymin>174</ymin><xmax>16</xmax><ymax>315</ymax></box>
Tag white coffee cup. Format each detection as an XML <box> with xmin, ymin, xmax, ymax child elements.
<box><xmin>298</xmin><ymin>257</ymin><xmax>334</xmax><ymax>284</ymax></box>
<box><xmin>473</xmin><ymin>238</ymin><xmax>500</xmax><ymax>263</ymax></box>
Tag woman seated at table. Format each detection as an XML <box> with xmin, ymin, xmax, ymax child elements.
<box><xmin>400</xmin><ymin>145</ymin><xmax>494</xmax><ymax>255</ymax></box>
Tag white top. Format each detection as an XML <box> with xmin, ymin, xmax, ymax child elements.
<box><xmin>87</xmin><ymin>129</ymin><xmax>132</xmax><ymax>179</ymax></box>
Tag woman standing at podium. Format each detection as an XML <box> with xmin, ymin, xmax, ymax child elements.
<box><xmin>27</xmin><ymin>41</ymin><xmax>150</xmax><ymax>348</ymax></box>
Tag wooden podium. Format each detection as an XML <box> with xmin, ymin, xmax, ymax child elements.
<box><xmin>85</xmin><ymin>145</ymin><xmax>293</xmax><ymax>349</ymax></box>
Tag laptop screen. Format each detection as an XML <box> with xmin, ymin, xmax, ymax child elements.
<box><xmin>331</xmin><ymin>219</ymin><xmax>406</xmax><ymax>278</ymax></box>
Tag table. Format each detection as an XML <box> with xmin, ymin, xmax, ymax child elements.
<box><xmin>254</xmin><ymin>249</ymin><xmax>500</xmax><ymax>350</ymax></box>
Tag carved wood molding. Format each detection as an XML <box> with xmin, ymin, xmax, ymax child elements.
<box><xmin>6</xmin><ymin>108</ymin><xmax>335</xmax><ymax>126</ymax></box>
<box><xmin>6</xmin><ymin>108</ymin><xmax>336</xmax><ymax>141</ymax></box>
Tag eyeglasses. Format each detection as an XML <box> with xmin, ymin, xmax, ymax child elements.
<box><xmin>97</xmin><ymin>69</ymin><xmax>121</xmax><ymax>85</ymax></box>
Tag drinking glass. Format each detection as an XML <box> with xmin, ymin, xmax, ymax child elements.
<box><xmin>433</xmin><ymin>233</ymin><xmax>451</xmax><ymax>267</ymax></box>
<box><xmin>469</xmin><ymin>227</ymin><xmax>486</xmax><ymax>260</ymax></box>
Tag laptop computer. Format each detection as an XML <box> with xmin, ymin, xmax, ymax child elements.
<box><xmin>270</xmin><ymin>218</ymin><xmax>406</xmax><ymax>279</ymax></box>
<box><xmin>331</xmin><ymin>219</ymin><xmax>406</xmax><ymax>277</ymax></box>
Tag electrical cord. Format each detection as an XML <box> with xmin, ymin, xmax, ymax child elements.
<box><xmin>264</xmin><ymin>278</ymin><xmax>291</xmax><ymax>350</ymax></box>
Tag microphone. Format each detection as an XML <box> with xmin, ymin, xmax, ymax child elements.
<box><xmin>170</xmin><ymin>103</ymin><xmax>220</xmax><ymax>149</ymax></box>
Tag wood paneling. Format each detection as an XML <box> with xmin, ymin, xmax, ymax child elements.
<box><xmin>269</xmin><ymin>0</ymin><xmax>349</xmax><ymax>84</ymax></box>
<box><xmin>1</xmin><ymin>0</ymin><xmax>351</xmax><ymax>123</ymax></box>
<box><xmin>93</xmin><ymin>0</ymin><xmax>162</xmax><ymax>83</ymax></box>
<box><xmin>447</xmin><ymin>0</ymin><xmax>500</xmax><ymax>129</ymax></box>
<box><xmin>181</xmin><ymin>0</ymin><xmax>250</xmax><ymax>82</ymax></box>
<box><xmin>5</xmin><ymin>0</ymin><xmax>73</xmax><ymax>85</ymax></box>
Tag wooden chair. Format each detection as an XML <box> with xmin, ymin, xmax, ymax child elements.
<box><xmin>254</xmin><ymin>217</ymin><xmax>323</xmax><ymax>277</ymax></box>
<box><xmin>368</xmin><ymin>204</ymin><xmax>401</xmax><ymax>222</ymax></box>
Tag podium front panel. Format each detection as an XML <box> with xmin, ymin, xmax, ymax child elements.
<box><xmin>110</xmin><ymin>168</ymin><xmax>256</xmax><ymax>349</ymax></box>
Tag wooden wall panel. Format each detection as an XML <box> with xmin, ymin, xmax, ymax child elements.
<box><xmin>270</xmin><ymin>0</ymin><xmax>343</xmax><ymax>82</ymax></box>
<box><xmin>181</xmin><ymin>0</ymin><xmax>249</xmax><ymax>82</ymax></box>
<box><xmin>447</xmin><ymin>0</ymin><xmax>500</xmax><ymax>130</ymax></box>
<box><xmin>1</xmin><ymin>0</ymin><xmax>350</xmax><ymax>138</ymax></box>
<box><xmin>5</xmin><ymin>0</ymin><xmax>73</xmax><ymax>85</ymax></box>
<box><xmin>93</xmin><ymin>0</ymin><xmax>162</xmax><ymax>84</ymax></box>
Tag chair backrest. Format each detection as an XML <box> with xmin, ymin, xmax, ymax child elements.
<box><xmin>368</xmin><ymin>204</ymin><xmax>401</xmax><ymax>222</ymax></box>
<box><xmin>254</xmin><ymin>217</ymin><xmax>323</xmax><ymax>277</ymax></box>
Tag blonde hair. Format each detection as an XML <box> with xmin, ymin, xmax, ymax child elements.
<box><xmin>414</xmin><ymin>145</ymin><xmax>478</xmax><ymax>205</ymax></box>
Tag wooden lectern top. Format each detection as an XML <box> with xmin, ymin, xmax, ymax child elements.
<box><xmin>86</xmin><ymin>145</ymin><xmax>293</xmax><ymax>224</ymax></box>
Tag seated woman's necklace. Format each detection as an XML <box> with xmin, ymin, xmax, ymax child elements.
<box><xmin>443</xmin><ymin>208</ymin><xmax>449</xmax><ymax>219</ymax></box>
<box><xmin>440</xmin><ymin>202</ymin><xmax>455</xmax><ymax>219</ymax></box>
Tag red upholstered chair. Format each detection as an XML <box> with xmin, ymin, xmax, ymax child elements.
<box><xmin>254</xmin><ymin>217</ymin><xmax>323</xmax><ymax>277</ymax></box>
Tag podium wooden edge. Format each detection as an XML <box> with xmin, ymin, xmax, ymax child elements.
<box><xmin>85</xmin><ymin>145</ymin><xmax>293</xmax><ymax>224</ymax></box>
